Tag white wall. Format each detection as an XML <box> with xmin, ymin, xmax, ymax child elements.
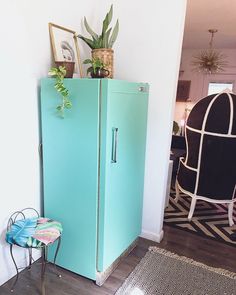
<box><xmin>175</xmin><ymin>48</ymin><xmax>236</xmax><ymax>124</ymax></box>
<box><xmin>0</xmin><ymin>0</ymin><xmax>186</xmax><ymax>285</ymax></box>
<box><xmin>0</xmin><ymin>0</ymin><xmax>98</xmax><ymax>286</ymax></box>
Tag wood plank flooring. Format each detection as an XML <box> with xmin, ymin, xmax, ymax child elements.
<box><xmin>1</xmin><ymin>225</ymin><xmax>236</xmax><ymax>295</ymax></box>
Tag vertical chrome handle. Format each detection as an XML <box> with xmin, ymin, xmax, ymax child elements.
<box><xmin>38</xmin><ymin>142</ymin><xmax>43</xmax><ymax>158</ymax></box>
<box><xmin>111</xmin><ymin>128</ymin><xmax>118</xmax><ymax>163</ymax></box>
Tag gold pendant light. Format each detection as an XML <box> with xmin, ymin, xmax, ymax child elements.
<box><xmin>192</xmin><ymin>29</ymin><xmax>228</xmax><ymax>74</ymax></box>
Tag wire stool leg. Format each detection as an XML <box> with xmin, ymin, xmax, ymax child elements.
<box><xmin>9</xmin><ymin>245</ymin><xmax>19</xmax><ymax>292</ymax></box>
<box><xmin>28</xmin><ymin>248</ymin><xmax>33</xmax><ymax>270</ymax></box>
<box><xmin>41</xmin><ymin>246</ymin><xmax>47</xmax><ymax>295</ymax></box>
<box><xmin>53</xmin><ymin>236</ymin><xmax>62</xmax><ymax>278</ymax></box>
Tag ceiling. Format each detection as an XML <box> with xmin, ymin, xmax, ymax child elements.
<box><xmin>183</xmin><ymin>0</ymin><xmax>236</xmax><ymax>49</ymax></box>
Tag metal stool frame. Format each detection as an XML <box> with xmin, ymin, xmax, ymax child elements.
<box><xmin>7</xmin><ymin>208</ymin><xmax>61</xmax><ymax>294</ymax></box>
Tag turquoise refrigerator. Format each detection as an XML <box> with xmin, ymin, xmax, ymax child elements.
<box><xmin>40</xmin><ymin>78</ymin><xmax>148</xmax><ymax>284</ymax></box>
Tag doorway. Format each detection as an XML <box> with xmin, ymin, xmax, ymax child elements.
<box><xmin>164</xmin><ymin>0</ymin><xmax>236</xmax><ymax>248</ymax></box>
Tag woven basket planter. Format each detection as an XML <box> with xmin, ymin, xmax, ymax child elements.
<box><xmin>92</xmin><ymin>48</ymin><xmax>114</xmax><ymax>78</ymax></box>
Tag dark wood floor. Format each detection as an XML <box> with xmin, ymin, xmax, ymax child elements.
<box><xmin>1</xmin><ymin>225</ymin><xmax>236</xmax><ymax>295</ymax></box>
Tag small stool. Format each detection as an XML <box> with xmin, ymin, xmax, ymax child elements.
<box><xmin>5</xmin><ymin>208</ymin><xmax>62</xmax><ymax>294</ymax></box>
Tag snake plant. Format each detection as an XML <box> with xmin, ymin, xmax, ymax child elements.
<box><xmin>78</xmin><ymin>5</ymin><xmax>119</xmax><ymax>49</ymax></box>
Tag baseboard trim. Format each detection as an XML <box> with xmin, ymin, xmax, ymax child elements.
<box><xmin>96</xmin><ymin>238</ymin><xmax>138</xmax><ymax>286</ymax></box>
<box><xmin>140</xmin><ymin>229</ymin><xmax>164</xmax><ymax>243</ymax></box>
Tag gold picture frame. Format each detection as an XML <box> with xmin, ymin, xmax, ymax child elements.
<box><xmin>49</xmin><ymin>22</ymin><xmax>83</xmax><ymax>77</ymax></box>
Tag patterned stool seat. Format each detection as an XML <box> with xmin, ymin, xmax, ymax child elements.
<box><xmin>6</xmin><ymin>217</ymin><xmax>63</xmax><ymax>248</ymax></box>
<box><xmin>5</xmin><ymin>208</ymin><xmax>62</xmax><ymax>293</ymax></box>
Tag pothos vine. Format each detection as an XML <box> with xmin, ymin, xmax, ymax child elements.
<box><xmin>48</xmin><ymin>66</ymin><xmax>72</xmax><ymax>117</ymax></box>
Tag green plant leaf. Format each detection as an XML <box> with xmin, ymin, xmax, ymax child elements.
<box><xmin>108</xmin><ymin>19</ymin><xmax>119</xmax><ymax>48</ymax></box>
<box><xmin>61</xmin><ymin>90</ymin><xmax>68</xmax><ymax>96</ymax></box>
<box><xmin>101</xmin><ymin>5</ymin><xmax>113</xmax><ymax>48</ymax></box>
<box><xmin>48</xmin><ymin>65</ymin><xmax>73</xmax><ymax>116</ymax></box>
<box><xmin>83</xmin><ymin>59</ymin><xmax>92</xmax><ymax>64</ymax></box>
<box><xmin>84</xmin><ymin>17</ymin><xmax>98</xmax><ymax>40</ymax></box>
<box><xmin>87</xmin><ymin>66</ymin><xmax>93</xmax><ymax>75</ymax></box>
<box><xmin>48</xmin><ymin>68</ymin><xmax>58</xmax><ymax>76</ymax></box>
<box><xmin>58</xmin><ymin>66</ymin><xmax>66</xmax><ymax>76</ymax></box>
<box><xmin>102</xmin><ymin>15</ymin><xmax>109</xmax><ymax>36</ymax></box>
<box><xmin>77</xmin><ymin>35</ymin><xmax>95</xmax><ymax>49</ymax></box>
<box><xmin>107</xmin><ymin>5</ymin><xmax>113</xmax><ymax>26</ymax></box>
<box><xmin>102</xmin><ymin>5</ymin><xmax>113</xmax><ymax>35</ymax></box>
<box><xmin>65</xmin><ymin>101</ymin><xmax>72</xmax><ymax>109</ymax></box>
<box><xmin>93</xmin><ymin>36</ymin><xmax>103</xmax><ymax>49</ymax></box>
<box><xmin>103</xmin><ymin>28</ymin><xmax>112</xmax><ymax>48</ymax></box>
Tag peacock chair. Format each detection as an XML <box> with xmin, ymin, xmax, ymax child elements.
<box><xmin>175</xmin><ymin>90</ymin><xmax>236</xmax><ymax>226</ymax></box>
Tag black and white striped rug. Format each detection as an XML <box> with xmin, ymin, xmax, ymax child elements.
<box><xmin>164</xmin><ymin>189</ymin><xmax>236</xmax><ymax>247</ymax></box>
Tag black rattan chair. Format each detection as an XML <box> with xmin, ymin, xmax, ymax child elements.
<box><xmin>175</xmin><ymin>90</ymin><xmax>236</xmax><ymax>225</ymax></box>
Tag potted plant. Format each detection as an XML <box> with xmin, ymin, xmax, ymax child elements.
<box><xmin>78</xmin><ymin>4</ymin><xmax>119</xmax><ymax>78</ymax></box>
<box><xmin>55</xmin><ymin>60</ymin><xmax>75</xmax><ymax>78</ymax></box>
<box><xmin>48</xmin><ymin>66</ymin><xmax>72</xmax><ymax>117</ymax></box>
<box><xmin>83</xmin><ymin>57</ymin><xmax>110</xmax><ymax>78</ymax></box>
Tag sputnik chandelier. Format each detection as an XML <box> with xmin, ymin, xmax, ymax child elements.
<box><xmin>192</xmin><ymin>29</ymin><xmax>228</xmax><ymax>74</ymax></box>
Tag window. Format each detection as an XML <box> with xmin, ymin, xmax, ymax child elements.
<box><xmin>208</xmin><ymin>82</ymin><xmax>233</xmax><ymax>95</ymax></box>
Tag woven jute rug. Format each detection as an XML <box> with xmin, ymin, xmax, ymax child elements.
<box><xmin>116</xmin><ymin>247</ymin><xmax>236</xmax><ymax>295</ymax></box>
<box><xmin>164</xmin><ymin>189</ymin><xmax>236</xmax><ymax>247</ymax></box>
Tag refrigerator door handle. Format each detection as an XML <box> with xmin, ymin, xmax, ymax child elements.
<box><xmin>38</xmin><ymin>142</ymin><xmax>43</xmax><ymax>158</ymax></box>
<box><xmin>111</xmin><ymin>128</ymin><xmax>118</xmax><ymax>163</ymax></box>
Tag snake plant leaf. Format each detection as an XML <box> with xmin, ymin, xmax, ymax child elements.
<box><xmin>102</xmin><ymin>4</ymin><xmax>113</xmax><ymax>36</ymax></box>
<box><xmin>77</xmin><ymin>35</ymin><xmax>95</xmax><ymax>49</ymax></box>
<box><xmin>103</xmin><ymin>28</ymin><xmax>112</xmax><ymax>48</ymax></box>
<box><xmin>93</xmin><ymin>36</ymin><xmax>103</xmax><ymax>49</ymax></box>
<box><xmin>107</xmin><ymin>4</ymin><xmax>113</xmax><ymax>25</ymax></box>
<box><xmin>6</xmin><ymin>218</ymin><xmax>37</xmax><ymax>247</ymax></box>
<box><xmin>84</xmin><ymin>17</ymin><xmax>98</xmax><ymax>40</ymax></box>
<box><xmin>108</xmin><ymin>19</ymin><xmax>119</xmax><ymax>48</ymax></box>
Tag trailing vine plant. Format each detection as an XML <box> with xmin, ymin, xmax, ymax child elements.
<box><xmin>48</xmin><ymin>66</ymin><xmax>72</xmax><ymax>117</ymax></box>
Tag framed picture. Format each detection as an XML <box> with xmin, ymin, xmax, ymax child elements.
<box><xmin>176</xmin><ymin>80</ymin><xmax>191</xmax><ymax>101</ymax></box>
<box><xmin>49</xmin><ymin>23</ymin><xmax>83</xmax><ymax>77</ymax></box>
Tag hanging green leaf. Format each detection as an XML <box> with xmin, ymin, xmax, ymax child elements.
<box><xmin>48</xmin><ymin>66</ymin><xmax>72</xmax><ymax>117</ymax></box>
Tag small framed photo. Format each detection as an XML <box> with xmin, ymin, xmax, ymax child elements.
<box><xmin>176</xmin><ymin>80</ymin><xmax>191</xmax><ymax>101</ymax></box>
<box><xmin>49</xmin><ymin>23</ymin><xmax>83</xmax><ymax>77</ymax></box>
